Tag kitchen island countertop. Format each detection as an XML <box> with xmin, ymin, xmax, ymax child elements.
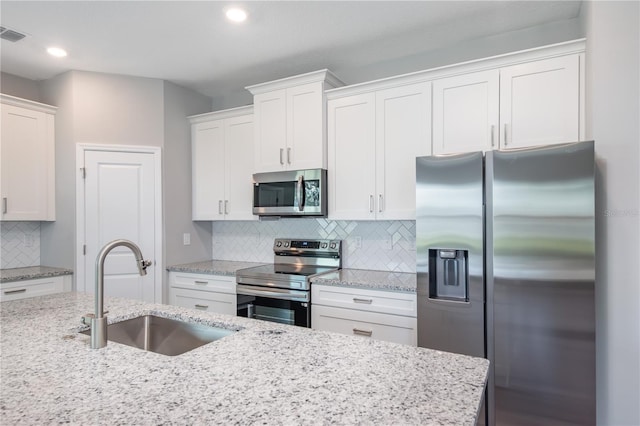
<box><xmin>0</xmin><ymin>292</ymin><xmax>488</xmax><ymax>425</ymax></box>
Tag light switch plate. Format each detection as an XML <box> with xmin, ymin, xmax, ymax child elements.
<box><xmin>183</xmin><ymin>233</ymin><xmax>191</xmax><ymax>246</ymax></box>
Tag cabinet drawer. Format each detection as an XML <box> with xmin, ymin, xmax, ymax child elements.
<box><xmin>0</xmin><ymin>276</ymin><xmax>66</xmax><ymax>301</ymax></box>
<box><xmin>312</xmin><ymin>305</ymin><xmax>417</xmax><ymax>346</ymax></box>
<box><xmin>169</xmin><ymin>287</ymin><xmax>236</xmax><ymax>316</ymax></box>
<box><xmin>169</xmin><ymin>272</ymin><xmax>235</xmax><ymax>294</ymax></box>
<box><xmin>312</xmin><ymin>284</ymin><xmax>416</xmax><ymax>317</ymax></box>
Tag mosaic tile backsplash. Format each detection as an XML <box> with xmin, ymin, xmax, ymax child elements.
<box><xmin>1</xmin><ymin>222</ymin><xmax>41</xmax><ymax>269</ymax></box>
<box><xmin>212</xmin><ymin>219</ymin><xmax>417</xmax><ymax>273</ymax></box>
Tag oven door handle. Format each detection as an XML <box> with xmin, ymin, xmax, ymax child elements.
<box><xmin>296</xmin><ymin>175</ymin><xmax>304</xmax><ymax>212</ymax></box>
<box><xmin>236</xmin><ymin>284</ymin><xmax>310</xmax><ymax>303</ymax></box>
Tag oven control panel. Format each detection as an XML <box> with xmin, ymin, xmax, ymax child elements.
<box><xmin>273</xmin><ymin>238</ymin><xmax>341</xmax><ymax>254</ymax></box>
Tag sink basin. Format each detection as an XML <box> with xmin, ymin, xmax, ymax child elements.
<box><xmin>81</xmin><ymin>315</ymin><xmax>234</xmax><ymax>356</ymax></box>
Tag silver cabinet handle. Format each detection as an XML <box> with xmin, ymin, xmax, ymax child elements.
<box><xmin>194</xmin><ymin>280</ymin><xmax>208</xmax><ymax>285</ymax></box>
<box><xmin>218</xmin><ymin>200</ymin><xmax>223</xmax><ymax>215</ymax></box>
<box><xmin>287</xmin><ymin>147</ymin><xmax>291</xmax><ymax>164</ymax></box>
<box><xmin>369</xmin><ymin>195</ymin><xmax>374</xmax><ymax>213</ymax></box>
<box><xmin>279</xmin><ymin>148</ymin><xmax>284</xmax><ymax>165</ymax></box>
<box><xmin>225</xmin><ymin>200</ymin><xmax>229</xmax><ymax>215</ymax></box>
<box><xmin>353</xmin><ymin>328</ymin><xmax>373</xmax><ymax>337</ymax></box>
<box><xmin>194</xmin><ymin>304</ymin><xmax>208</xmax><ymax>310</ymax></box>
<box><xmin>2</xmin><ymin>197</ymin><xmax>6</xmax><ymax>214</ymax></box>
<box><xmin>378</xmin><ymin>194</ymin><xmax>383</xmax><ymax>213</ymax></box>
<box><xmin>353</xmin><ymin>297</ymin><xmax>373</xmax><ymax>304</ymax></box>
<box><xmin>296</xmin><ymin>175</ymin><xmax>304</xmax><ymax>211</ymax></box>
<box><xmin>504</xmin><ymin>123</ymin><xmax>510</xmax><ymax>146</ymax></box>
<box><xmin>4</xmin><ymin>288</ymin><xmax>27</xmax><ymax>295</ymax></box>
<box><xmin>491</xmin><ymin>125</ymin><xmax>496</xmax><ymax>147</ymax></box>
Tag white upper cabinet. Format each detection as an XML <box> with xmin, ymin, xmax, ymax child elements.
<box><xmin>432</xmin><ymin>42</ymin><xmax>584</xmax><ymax>154</ymax></box>
<box><xmin>499</xmin><ymin>54</ymin><xmax>582</xmax><ymax>149</ymax></box>
<box><xmin>328</xmin><ymin>81</ymin><xmax>431</xmax><ymax>220</ymax></box>
<box><xmin>0</xmin><ymin>95</ymin><xmax>56</xmax><ymax>221</ymax></box>
<box><xmin>432</xmin><ymin>70</ymin><xmax>499</xmax><ymax>154</ymax></box>
<box><xmin>190</xmin><ymin>106</ymin><xmax>255</xmax><ymax>221</ymax></box>
<box><xmin>247</xmin><ymin>70</ymin><xmax>344</xmax><ymax>173</ymax></box>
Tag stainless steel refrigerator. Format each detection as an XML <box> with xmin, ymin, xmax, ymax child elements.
<box><xmin>416</xmin><ymin>141</ymin><xmax>595</xmax><ymax>425</ymax></box>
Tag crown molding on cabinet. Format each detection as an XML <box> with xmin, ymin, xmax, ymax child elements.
<box><xmin>188</xmin><ymin>104</ymin><xmax>253</xmax><ymax>124</ymax></box>
<box><xmin>326</xmin><ymin>38</ymin><xmax>586</xmax><ymax>99</ymax></box>
<box><xmin>0</xmin><ymin>93</ymin><xmax>57</xmax><ymax>114</ymax></box>
<box><xmin>245</xmin><ymin>69</ymin><xmax>345</xmax><ymax>95</ymax></box>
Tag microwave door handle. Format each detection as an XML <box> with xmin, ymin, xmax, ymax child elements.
<box><xmin>297</xmin><ymin>175</ymin><xmax>304</xmax><ymax>211</ymax></box>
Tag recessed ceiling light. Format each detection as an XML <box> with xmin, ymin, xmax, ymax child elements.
<box><xmin>47</xmin><ymin>47</ymin><xmax>67</xmax><ymax>58</ymax></box>
<box><xmin>226</xmin><ymin>7</ymin><xmax>247</xmax><ymax>23</ymax></box>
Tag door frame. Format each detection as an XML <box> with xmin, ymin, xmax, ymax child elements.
<box><xmin>75</xmin><ymin>143</ymin><xmax>163</xmax><ymax>302</ymax></box>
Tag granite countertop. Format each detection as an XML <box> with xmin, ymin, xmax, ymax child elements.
<box><xmin>0</xmin><ymin>292</ymin><xmax>488</xmax><ymax>425</ymax></box>
<box><xmin>312</xmin><ymin>268</ymin><xmax>417</xmax><ymax>293</ymax></box>
<box><xmin>167</xmin><ymin>259</ymin><xmax>267</xmax><ymax>276</ymax></box>
<box><xmin>0</xmin><ymin>266</ymin><xmax>73</xmax><ymax>283</ymax></box>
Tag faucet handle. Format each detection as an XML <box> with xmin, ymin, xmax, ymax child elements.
<box><xmin>140</xmin><ymin>259</ymin><xmax>152</xmax><ymax>269</ymax></box>
<box><xmin>81</xmin><ymin>313</ymin><xmax>95</xmax><ymax>325</ymax></box>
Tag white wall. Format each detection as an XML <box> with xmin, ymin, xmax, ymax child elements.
<box><xmin>583</xmin><ymin>1</ymin><xmax>640</xmax><ymax>425</ymax></box>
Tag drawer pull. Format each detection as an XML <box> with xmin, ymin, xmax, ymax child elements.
<box><xmin>194</xmin><ymin>304</ymin><xmax>209</xmax><ymax>310</ymax></box>
<box><xmin>194</xmin><ymin>281</ymin><xmax>208</xmax><ymax>285</ymax></box>
<box><xmin>353</xmin><ymin>328</ymin><xmax>373</xmax><ymax>337</ymax></box>
<box><xmin>4</xmin><ymin>288</ymin><xmax>27</xmax><ymax>295</ymax></box>
<box><xmin>353</xmin><ymin>297</ymin><xmax>373</xmax><ymax>304</ymax></box>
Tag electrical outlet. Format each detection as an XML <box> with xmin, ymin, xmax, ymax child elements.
<box><xmin>183</xmin><ymin>233</ymin><xmax>191</xmax><ymax>246</ymax></box>
<box><xmin>354</xmin><ymin>236</ymin><xmax>362</xmax><ymax>249</ymax></box>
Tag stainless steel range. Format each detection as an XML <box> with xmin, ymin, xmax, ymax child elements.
<box><xmin>235</xmin><ymin>238</ymin><xmax>342</xmax><ymax>327</ymax></box>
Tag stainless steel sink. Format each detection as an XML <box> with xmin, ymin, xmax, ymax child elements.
<box><xmin>81</xmin><ymin>315</ymin><xmax>234</xmax><ymax>356</ymax></box>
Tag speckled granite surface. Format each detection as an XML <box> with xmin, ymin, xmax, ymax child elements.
<box><xmin>0</xmin><ymin>266</ymin><xmax>73</xmax><ymax>283</ymax></box>
<box><xmin>312</xmin><ymin>268</ymin><xmax>417</xmax><ymax>293</ymax></box>
<box><xmin>0</xmin><ymin>292</ymin><xmax>488</xmax><ymax>425</ymax></box>
<box><xmin>167</xmin><ymin>259</ymin><xmax>267</xmax><ymax>276</ymax></box>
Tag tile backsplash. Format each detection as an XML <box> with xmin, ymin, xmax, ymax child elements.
<box><xmin>1</xmin><ymin>222</ymin><xmax>41</xmax><ymax>269</ymax></box>
<box><xmin>212</xmin><ymin>219</ymin><xmax>416</xmax><ymax>273</ymax></box>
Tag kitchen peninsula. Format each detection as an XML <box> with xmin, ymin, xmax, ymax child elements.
<box><xmin>0</xmin><ymin>293</ymin><xmax>488</xmax><ymax>425</ymax></box>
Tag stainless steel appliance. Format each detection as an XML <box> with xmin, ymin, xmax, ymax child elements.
<box><xmin>416</xmin><ymin>141</ymin><xmax>595</xmax><ymax>425</ymax></box>
<box><xmin>236</xmin><ymin>238</ymin><xmax>341</xmax><ymax>327</ymax></box>
<box><xmin>252</xmin><ymin>169</ymin><xmax>327</xmax><ymax>217</ymax></box>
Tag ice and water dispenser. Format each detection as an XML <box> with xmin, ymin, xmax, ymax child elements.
<box><xmin>428</xmin><ymin>249</ymin><xmax>469</xmax><ymax>302</ymax></box>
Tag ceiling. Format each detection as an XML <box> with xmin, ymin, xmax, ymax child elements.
<box><xmin>0</xmin><ymin>1</ymin><xmax>583</xmax><ymax>99</ymax></box>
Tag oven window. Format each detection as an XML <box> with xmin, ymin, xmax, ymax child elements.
<box><xmin>254</xmin><ymin>181</ymin><xmax>295</xmax><ymax>207</ymax></box>
<box><xmin>237</xmin><ymin>295</ymin><xmax>310</xmax><ymax>327</ymax></box>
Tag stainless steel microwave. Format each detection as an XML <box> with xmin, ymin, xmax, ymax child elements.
<box><xmin>252</xmin><ymin>169</ymin><xmax>327</xmax><ymax>217</ymax></box>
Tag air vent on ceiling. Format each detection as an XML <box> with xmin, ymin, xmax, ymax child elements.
<box><xmin>0</xmin><ymin>26</ymin><xmax>27</xmax><ymax>42</ymax></box>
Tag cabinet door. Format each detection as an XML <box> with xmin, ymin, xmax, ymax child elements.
<box><xmin>224</xmin><ymin>114</ymin><xmax>256</xmax><ymax>221</ymax></box>
<box><xmin>253</xmin><ymin>89</ymin><xmax>286</xmax><ymax>173</ymax></box>
<box><xmin>432</xmin><ymin>70</ymin><xmax>499</xmax><ymax>155</ymax></box>
<box><xmin>376</xmin><ymin>82</ymin><xmax>432</xmax><ymax>220</ymax></box>
<box><xmin>1</xmin><ymin>104</ymin><xmax>55</xmax><ymax>220</ymax></box>
<box><xmin>500</xmin><ymin>55</ymin><xmax>581</xmax><ymax>149</ymax></box>
<box><xmin>327</xmin><ymin>94</ymin><xmax>377</xmax><ymax>220</ymax></box>
<box><xmin>192</xmin><ymin>119</ymin><xmax>225</xmax><ymax>220</ymax></box>
<box><xmin>286</xmin><ymin>82</ymin><xmax>325</xmax><ymax>170</ymax></box>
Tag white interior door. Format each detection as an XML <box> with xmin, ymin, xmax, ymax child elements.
<box><xmin>81</xmin><ymin>149</ymin><xmax>158</xmax><ymax>302</ymax></box>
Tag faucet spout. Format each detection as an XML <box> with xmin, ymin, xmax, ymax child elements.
<box><xmin>90</xmin><ymin>239</ymin><xmax>150</xmax><ymax>349</ymax></box>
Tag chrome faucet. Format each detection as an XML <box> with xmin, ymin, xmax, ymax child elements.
<box><xmin>86</xmin><ymin>239</ymin><xmax>151</xmax><ymax>349</ymax></box>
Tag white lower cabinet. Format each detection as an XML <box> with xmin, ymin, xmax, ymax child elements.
<box><xmin>0</xmin><ymin>275</ymin><xmax>71</xmax><ymax>301</ymax></box>
<box><xmin>312</xmin><ymin>284</ymin><xmax>417</xmax><ymax>346</ymax></box>
<box><xmin>168</xmin><ymin>272</ymin><xmax>236</xmax><ymax>316</ymax></box>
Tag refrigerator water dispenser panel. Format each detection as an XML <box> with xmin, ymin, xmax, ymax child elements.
<box><xmin>429</xmin><ymin>249</ymin><xmax>469</xmax><ymax>301</ymax></box>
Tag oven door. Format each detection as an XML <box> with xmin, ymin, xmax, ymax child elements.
<box><xmin>236</xmin><ymin>284</ymin><xmax>310</xmax><ymax>327</ymax></box>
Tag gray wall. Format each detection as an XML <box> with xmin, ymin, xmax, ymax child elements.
<box><xmin>0</xmin><ymin>72</ymin><xmax>41</xmax><ymax>101</ymax></box>
<box><xmin>583</xmin><ymin>2</ymin><xmax>640</xmax><ymax>425</ymax></box>
<box><xmin>37</xmin><ymin>71</ymin><xmax>213</xmax><ymax>295</ymax></box>
<box><xmin>162</xmin><ymin>80</ymin><xmax>212</xmax><ymax>300</ymax></box>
